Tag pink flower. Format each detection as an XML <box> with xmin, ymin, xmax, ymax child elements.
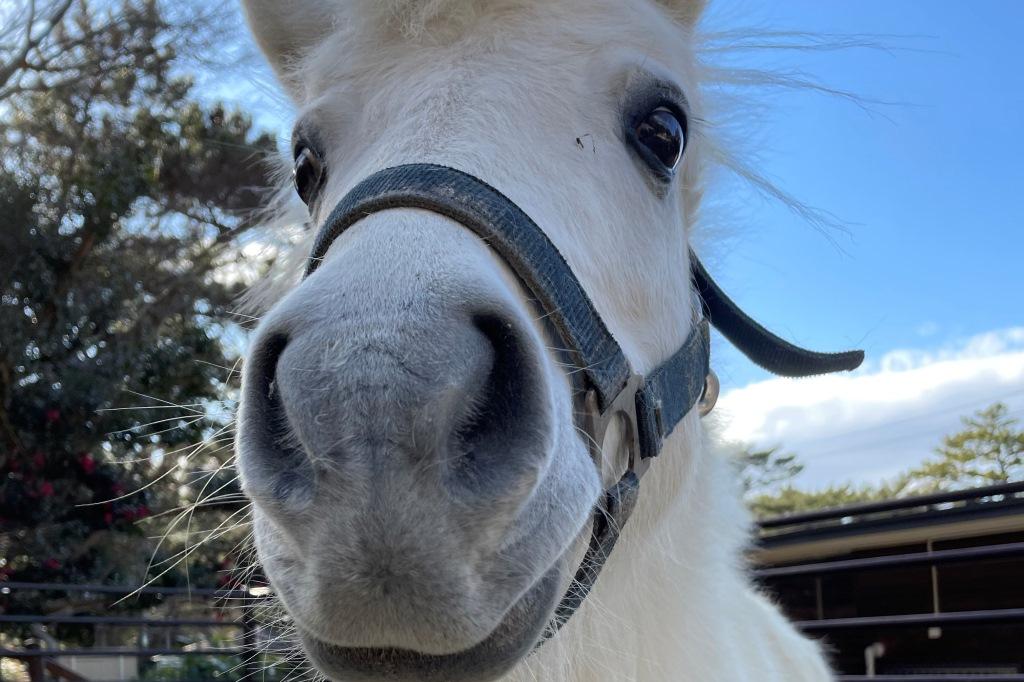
<box><xmin>39</xmin><ymin>482</ymin><xmax>55</xmax><ymax>497</ymax></box>
<box><xmin>42</xmin><ymin>558</ymin><xmax>61</xmax><ymax>571</ymax></box>
<box><xmin>32</xmin><ymin>451</ymin><xmax>45</xmax><ymax>470</ymax></box>
<box><xmin>44</xmin><ymin>408</ymin><xmax>61</xmax><ymax>424</ymax></box>
<box><xmin>79</xmin><ymin>454</ymin><xmax>96</xmax><ymax>474</ymax></box>
<box><xmin>103</xmin><ymin>511</ymin><xmax>114</xmax><ymax>525</ymax></box>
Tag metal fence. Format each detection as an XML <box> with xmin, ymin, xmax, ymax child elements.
<box><xmin>755</xmin><ymin>481</ymin><xmax>1024</xmax><ymax>680</ymax></box>
<box><xmin>0</xmin><ymin>582</ymin><xmax>273</xmax><ymax>682</ymax></box>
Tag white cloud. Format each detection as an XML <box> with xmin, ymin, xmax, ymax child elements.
<box><xmin>715</xmin><ymin>327</ymin><xmax>1024</xmax><ymax>488</ymax></box>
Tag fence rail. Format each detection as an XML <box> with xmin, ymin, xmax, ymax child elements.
<box><xmin>0</xmin><ymin>582</ymin><xmax>253</xmax><ymax>598</ymax></box>
<box><xmin>0</xmin><ymin>648</ymin><xmax>249</xmax><ymax>658</ymax></box>
<box><xmin>755</xmin><ymin>482</ymin><xmax>1024</xmax><ymax>679</ymax></box>
<box><xmin>0</xmin><ymin>581</ymin><xmax>268</xmax><ymax>682</ymax></box>
<box><xmin>795</xmin><ymin>608</ymin><xmax>1024</xmax><ymax>632</ymax></box>
<box><xmin>837</xmin><ymin>677</ymin><xmax>1024</xmax><ymax>682</ymax></box>
<box><xmin>754</xmin><ymin>541</ymin><xmax>1024</xmax><ymax>579</ymax></box>
<box><xmin>759</xmin><ymin>480</ymin><xmax>1024</xmax><ymax>530</ymax></box>
<box><xmin>0</xmin><ymin>615</ymin><xmax>237</xmax><ymax>627</ymax></box>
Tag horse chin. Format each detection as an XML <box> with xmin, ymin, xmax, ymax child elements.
<box><xmin>297</xmin><ymin>563</ymin><xmax>565</xmax><ymax>682</ymax></box>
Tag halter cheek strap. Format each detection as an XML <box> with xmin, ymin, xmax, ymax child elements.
<box><xmin>305</xmin><ymin>163</ymin><xmax>864</xmax><ymax>644</ymax></box>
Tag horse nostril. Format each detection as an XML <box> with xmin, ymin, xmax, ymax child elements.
<box><xmin>449</xmin><ymin>313</ymin><xmax>550</xmax><ymax>494</ymax></box>
<box><xmin>239</xmin><ymin>333</ymin><xmax>315</xmax><ymax>510</ymax></box>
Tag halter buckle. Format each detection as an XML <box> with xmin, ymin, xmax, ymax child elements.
<box><xmin>581</xmin><ymin>374</ymin><xmax>648</xmax><ymax>482</ymax></box>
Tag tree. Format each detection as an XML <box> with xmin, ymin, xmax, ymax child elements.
<box><xmin>743</xmin><ymin>402</ymin><xmax>1023</xmax><ymax>519</ymax></box>
<box><xmin>735</xmin><ymin>445</ymin><xmax>890</xmax><ymax>519</ymax></box>
<box><xmin>0</xmin><ymin>0</ymin><xmax>78</xmax><ymax>98</ymax></box>
<box><xmin>738</xmin><ymin>446</ymin><xmax>804</xmax><ymax>497</ymax></box>
<box><xmin>746</xmin><ymin>481</ymin><xmax>908</xmax><ymax>519</ymax></box>
<box><xmin>906</xmin><ymin>402</ymin><xmax>1024</xmax><ymax>491</ymax></box>
<box><xmin>0</xmin><ymin>0</ymin><xmax>231</xmax><ymax>101</ymax></box>
<box><xmin>0</xmin><ymin>0</ymin><xmax>275</xmax><ymax>631</ymax></box>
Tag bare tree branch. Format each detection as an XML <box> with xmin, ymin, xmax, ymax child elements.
<box><xmin>0</xmin><ymin>0</ymin><xmax>74</xmax><ymax>92</ymax></box>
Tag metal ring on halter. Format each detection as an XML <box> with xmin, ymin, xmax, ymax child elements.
<box><xmin>698</xmin><ymin>370</ymin><xmax>720</xmax><ymax>417</ymax></box>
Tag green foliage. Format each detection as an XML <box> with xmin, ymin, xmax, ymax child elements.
<box><xmin>743</xmin><ymin>402</ymin><xmax>1023</xmax><ymax>519</ymax></box>
<box><xmin>140</xmin><ymin>655</ymin><xmax>244</xmax><ymax>682</ymax></box>
<box><xmin>739</xmin><ymin>446</ymin><xmax>804</xmax><ymax>496</ymax></box>
<box><xmin>746</xmin><ymin>479</ymin><xmax>911</xmax><ymax>519</ymax></box>
<box><xmin>0</xmin><ymin>0</ymin><xmax>275</xmax><ymax>629</ymax></box>
<box><xmin>905</xmin><ymin>402</ymin><xmax>1024</xmax><ymax>490</ymax></box>
<box><xmin>139</xmin><ymin>653</ymin><xmax>297</xmax><ymax>682</ymax></box>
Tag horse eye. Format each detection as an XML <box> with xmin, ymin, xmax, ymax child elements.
<box><xmin>293</xmin><ymin>146</ymin><xmax>325</xmax><ymax>206</ymax></box>
<box><xmin>635</xmin><ymin>106</ymin><xmax>686</xmax><ymax>174</ymax></box>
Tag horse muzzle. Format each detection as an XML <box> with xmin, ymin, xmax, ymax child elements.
<box><xmin>237</xmin><ymin>208</ymin><xmax>598</xmax><ymax>680</ymax></box>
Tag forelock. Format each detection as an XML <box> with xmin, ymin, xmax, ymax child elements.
<box><xmin>347</xmin><ymin>0</ymin><xmax>491</xmax><ymax>38</ymax></box>
<box><xmin>345</xmin><ymin>0</ymin><xmax>704</xmax><ymax>39</ymax></box>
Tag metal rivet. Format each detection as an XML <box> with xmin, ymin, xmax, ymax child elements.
<box><xmin>698</xmin><ymin>370</ymin><xmax>719</xmax><ymax>417</ymax></box>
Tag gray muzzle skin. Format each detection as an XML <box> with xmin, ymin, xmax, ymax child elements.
<box><xmin>245</xmin><ymin>163</ymin><xmax>864</xmax><ymax>681</ymax></box>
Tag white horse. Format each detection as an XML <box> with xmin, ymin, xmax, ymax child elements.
<box><xmin>235</xmin><ymin>0</ymin><xmax>838</xmax><ymax>679</ymax></box>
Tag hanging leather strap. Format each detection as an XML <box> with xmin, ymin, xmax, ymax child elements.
<box><xmin>692</xmin><ymin>256</ymin><xmax>864</xmax><ymax>377</ymax></box>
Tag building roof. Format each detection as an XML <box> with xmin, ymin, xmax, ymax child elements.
<box><xmin>753</xmin><ymin>481</ymin><xmax>1024</xmax><ymax>565</ymax></box>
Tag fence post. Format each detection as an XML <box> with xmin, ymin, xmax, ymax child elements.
<box><xmin>24</xmin><ymin>640</ymin><xmax>44</xmax><ymax>682</ymax></box>
<box><xmin>241</xmin><ymin>611</ymin><xmax>260</xmax><ymax>680</ymax></box>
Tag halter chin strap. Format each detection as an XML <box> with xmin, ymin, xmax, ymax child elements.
<box><xmin>304</xmin><ymin>163</ymin><xmax>864</xmax><ymax>644</ymax></box>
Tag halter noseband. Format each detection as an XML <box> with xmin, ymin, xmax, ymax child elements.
<box><xmin>304</xmin><ymin>163</ymin><xmax>864</xmax><ymax>643</ymax></box>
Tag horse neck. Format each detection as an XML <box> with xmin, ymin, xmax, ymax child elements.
<box><xmin>502</xmin><ymin>415</ymin><xmax>757</xmax><ymax>681</ymax></box>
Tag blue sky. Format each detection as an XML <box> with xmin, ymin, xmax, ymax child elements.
<box><xmin>699</xmin><ymin>1</ymin><xmax>1024</xmax><ymax>486</ymax></box>
<box><xmin>703</xmin><ymin>0</ymin><xmax>1024</xmax><ymax>387</ymax></box>
<box><xmin>213</xmin><ymin>1</ymin><xmax>1024</xmax><ymax>488</ymax></box>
